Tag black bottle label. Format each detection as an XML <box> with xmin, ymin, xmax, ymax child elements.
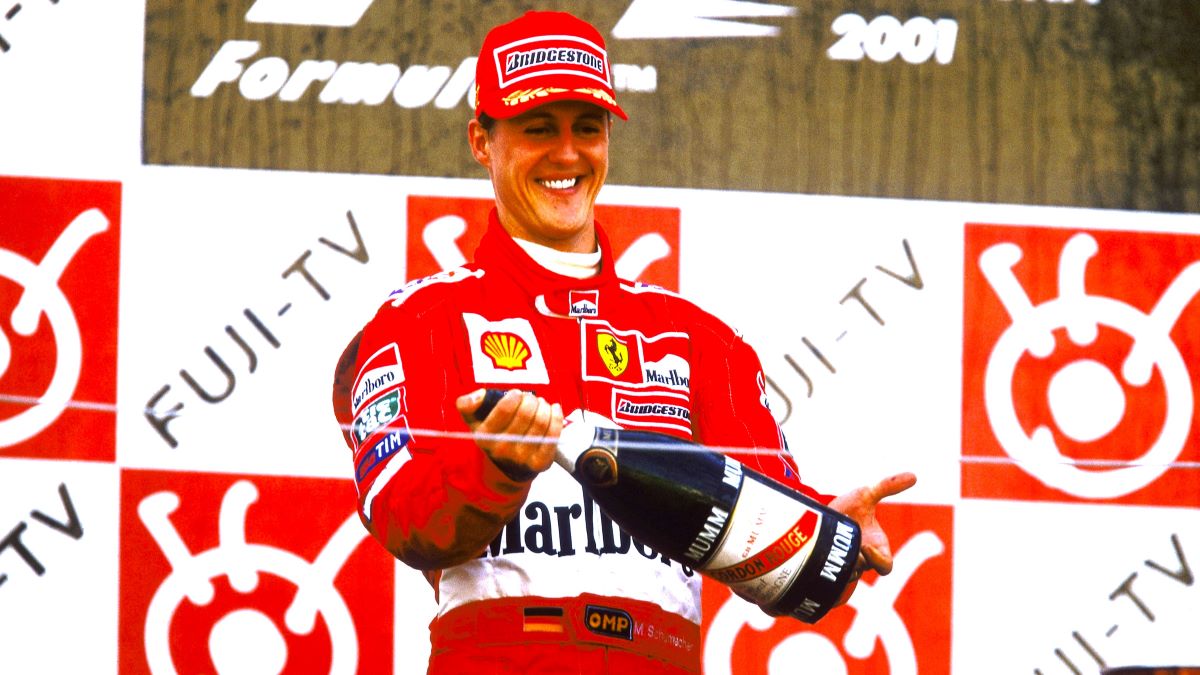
<box><xmin>695</xmin><ymin>472</ymin><xmax>832</xmax><ymax>608</ymax></box>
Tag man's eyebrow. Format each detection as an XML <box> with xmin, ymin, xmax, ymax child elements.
<box><xmin>512</xmin><ymin>110</ymin><xmax>606</xmax><ymax>124</ymax></box>
<box><xmin>513</xmin><ymin>111</ymin><xmax>555</xmax><ymax>123</ymax></box>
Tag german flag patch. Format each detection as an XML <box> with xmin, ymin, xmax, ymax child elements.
<box><xmin>522</xmin><ymin>606</ymin><xmax>565</xmax><ymax>633</ymax></box>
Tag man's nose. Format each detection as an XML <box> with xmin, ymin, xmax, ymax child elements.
<box><xmin>548</xmin><ymin>133</ymin><xmax>580</xmax><ymax>163</ymax></box>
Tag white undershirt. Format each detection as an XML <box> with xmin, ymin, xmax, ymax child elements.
<box><xmin>514</xmin><ymin>238</ymin><xmax>601</xmax><ymax>279</ymax></box>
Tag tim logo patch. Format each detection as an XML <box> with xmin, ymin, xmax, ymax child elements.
<box><xmin>0</xmin><ymin>176</ymin><xmax>121</xmax><ymax>462</ymax></box>
<box><xmin>962</xmin><ymin>224</ymin><xmax>1200</xmax><ymax>505</ymax></box>
<box><xmin>406</xmin><ymin>196</ymin><xmax>681</xmax><ymax>291</ymax></box>
<box><xmin>118</xmin><ymin>470</ymin><xmax>393</xmax><ymax>674</ymax></box>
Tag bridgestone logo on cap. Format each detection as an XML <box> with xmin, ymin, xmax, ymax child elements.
<box><xmin>506</xmin><ymin>47</ymin><xmax>605</xmax><ymax>76</ymax></box>
<box><xmin>494</xmin><ymin>36</ymin><xmax>610</xmax><ymax>88</ymax></box>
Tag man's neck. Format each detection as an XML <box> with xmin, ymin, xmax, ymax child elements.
<box><xmin>514</xmin><ymin>237</ymin><xmax>601</xmax><ymax>279</ymax></box>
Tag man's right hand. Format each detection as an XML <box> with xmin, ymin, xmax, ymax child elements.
<box><xmin>456</xmin><ymin>388</ymin><xmax>563</xmax><ymax>482</ymax></box>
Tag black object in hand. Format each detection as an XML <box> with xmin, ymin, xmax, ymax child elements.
<box><xmin>469</xmin><ymin>389</ymin><xmax>861</xmax><ymax>622</ymax></box>
<box><xmin>472</xmin><ymin>388</ymin><xmax>511</xmax><ymax>421</ymax></box>
<box><xmin>555</xmin><ymin>422</ymin><xmax>861</xmax><ymax>623</ymax></box>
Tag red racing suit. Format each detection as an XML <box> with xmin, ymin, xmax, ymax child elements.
<box><xmin>332</xmin><ymin>211</ymin><xmax>828</xmax><ymax>673</ymax></box>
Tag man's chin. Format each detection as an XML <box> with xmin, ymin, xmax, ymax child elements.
<box><xmin>535</xmin><ymin>210</ymin><xmax>593</xmax><ymax>237</ymax></box>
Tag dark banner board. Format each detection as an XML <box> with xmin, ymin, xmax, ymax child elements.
<box><xmin>143</xmin><ymin>0</ymin><xmax>1200</xmax><ymax>213</ymax></box>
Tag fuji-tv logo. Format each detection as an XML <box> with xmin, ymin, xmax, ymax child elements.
<box><xmin>702</xmin><ymin>503</ymin><xmax>953</xmax><ymax>674</ymax></box>
<box><xmin>119</xmin><ymin>470</ymin><xmax>393</xmax><ymax>673</ymax></box>
<box><xmin>0</xmin><ymin>176</ymin><xmax>120</xmax><ymax>462</ymax></box>
<box><xmin>962</xmin><ymin>223</ymin><xmax>1200</xmax><ymax>506</ymax></box>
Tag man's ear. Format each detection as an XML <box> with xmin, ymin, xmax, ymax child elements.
<box><xmin>467</xmin><ymin>118</ymin><xmax>490</xmax><ymax>168</ymax></box>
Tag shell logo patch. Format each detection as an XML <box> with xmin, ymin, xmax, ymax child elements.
<box><xmin>482</xmin><ymin>331</ymin><xmax>531</xmax><ymax>370</ymax></box>
<box><xmin>598</xmin><ymin>333</ymin><xmax>629</xmax><ymax>377</ymax></box>
<box><xmin>463</xmin><ymin>313</ymin><xmax>550</xmax><ymax>385</ymax></box>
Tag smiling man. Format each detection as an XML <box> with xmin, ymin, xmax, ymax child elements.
<box><xmin>332</xmin><ymin>10</ymin><xmax>914</xmax><ymax>674</ymax></box>
<box><xmin>469</xmin><ymin>100</ymin><xmax>609</xmax><ymax>253</ymax></box>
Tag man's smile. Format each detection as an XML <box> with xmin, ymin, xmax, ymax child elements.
<box><xmin>537</xmin><ymin>177</ymin><xmax>581</xmax><ymax>191</ymax></box>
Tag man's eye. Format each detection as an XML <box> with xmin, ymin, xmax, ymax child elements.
<box><xmin>526</xmin><ymin>126</ymin><xmax>552</xmax><ymax>136</ymax></box>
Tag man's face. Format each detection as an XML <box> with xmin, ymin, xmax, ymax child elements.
<box><xmin>469</xmin><ymin>100</ymin><xmax>610</xmax><ymax>253</ymax></box>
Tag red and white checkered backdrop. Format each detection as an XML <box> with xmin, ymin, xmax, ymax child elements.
<box><xmin>2</xmin><ymin>1</ymin><xmax>1198</xmax><ymax>673</ymax></box>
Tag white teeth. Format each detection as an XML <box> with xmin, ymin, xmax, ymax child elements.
<box><xmin>539</xmin><ymin>177</ymin><xmax>578</xmax><ymax>190</ymax></box>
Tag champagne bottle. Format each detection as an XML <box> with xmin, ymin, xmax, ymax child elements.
<box><xmin>474</xmin><ymin>389</ymin><xmax>862</xmax><ymax>623</ymax></box>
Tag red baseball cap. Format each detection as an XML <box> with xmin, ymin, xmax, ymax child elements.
<box><xmin>474</xmin><ymin>11</ymin><xmax>627</xmax><ymax>121</ymax></box>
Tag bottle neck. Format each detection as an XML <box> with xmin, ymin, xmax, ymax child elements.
<box><xmin>556</xmin><ymin>419</ymin><xmax>600</xmax><ymax>473</ymax></box>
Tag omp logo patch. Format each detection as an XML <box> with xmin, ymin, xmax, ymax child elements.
<box><xmin>597</xmin><ymin>332</ymin><xmax>630</xmax><ymax>377</ymax></box>
<box><xmin>585</xmin><ymin>605</ymin><xmax>634</xmax><ymax>641</ymax></box>
<box><xmin>481</xmin><ymin>331</ymin><xmax>530</xmax><ymax>370</ymax></box>
<box><xmin>962</xmin><ymin>224</ymin><xmax>1200</xmax><ymax>506</ymax></box>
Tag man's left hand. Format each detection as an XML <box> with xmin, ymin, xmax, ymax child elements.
<box><xmin>828</xmin><ymin>472</ymin><xmax>918</xmax><ymax>577</ymax></box>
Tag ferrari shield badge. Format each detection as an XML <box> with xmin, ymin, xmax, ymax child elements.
<box><xmin>598</xmin><ymin>333</ymin><xmax>629</xmax><ymax>377</ymax></box>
